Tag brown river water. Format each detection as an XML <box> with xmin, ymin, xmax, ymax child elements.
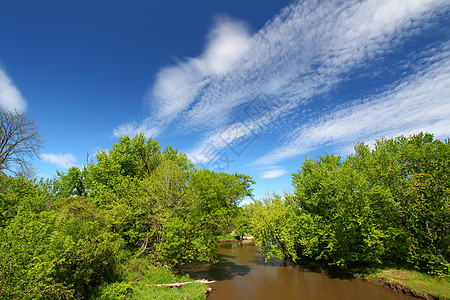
<box><xmin>182</xmin><ymin>241</ymin><xmax>416</xmax><ymax>300</ymax></box>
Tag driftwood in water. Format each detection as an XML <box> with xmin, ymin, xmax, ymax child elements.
<box><xmin>150</xmin><ymin>279</ymin><xmax>215</xmax><ymax>288</ymax></box>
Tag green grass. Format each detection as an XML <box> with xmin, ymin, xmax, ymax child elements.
<box><xmin>95</xmin><ymin>260</ymin><xmax>209</xmax><ymax>300</ymax></box>
<box><xmin>363</xmin><ymin>269</ymin><xmax>450</xmax><ymax>299</ymax></box>
<box><xmin>131</xmin><ymin>267</ymin><xmax>208</xmax><ymax>300</ymax></box>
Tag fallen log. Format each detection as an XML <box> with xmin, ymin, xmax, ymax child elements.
<box><xmin>149</xmin><ymin>279</ymin><xmax>215</xmax><ymax>288</ymax></box>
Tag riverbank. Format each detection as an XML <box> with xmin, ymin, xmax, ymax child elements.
<box><xmin>217</xmin><ymin>234</ymin><xmax>253</xmax><ymax>243</ymax></box>
<box><xmin>359</xmin><ymin>269</ymin><xmax>450</xmax><ymax>300</ymax></box>
<box><xmin>96</xmin><ymin>263</ymin><xmax>211</xmax><ymax>299</ymax></box>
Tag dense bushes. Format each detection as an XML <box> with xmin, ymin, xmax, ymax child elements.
<box><xmin>0</xmin><ymin>134</ymin><xmax>254</xmax><ymax>299</ymax></box>
<box><xmin>249</xmin><ymin>133</ymin><xmax>449</xmax><ymax>275</ymax></box>
<box><xmin>0</xmin><ymin>180</ymin><xmax>123</xmax><ymax>299</ymax></box>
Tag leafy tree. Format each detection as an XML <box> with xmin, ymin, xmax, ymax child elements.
<box><xmin>0</xmin><ymin>180</ymin><xmax>124</xmax><ymax>299</ymax></box>
<box><xmin>0</xmin><ymin>176</ymin><xmax>49</xmax><ymax>228</ymax></box>
<box><xmin>249</xmin><ymin>194</ymin><xmax>301</xmax><ymax>261</ymax></box>
<box><xmin>56</xmin><ymin>134</ymin><xmax>255</xmax><ymax>266</ymax></box>
<box><xmin>292</xmin><ymin>154</ymin><xmax>387</xmax><ymax>268</ymax></box>
<box><xmin>54</xmin><ymin>167</ymin><xmax>88</xmax><ymax>198</ymax></box>
<box><xmin>353</xmin><ymin>133</ymin><xmax>450</xmax><ymax>274</ymax></box>
<box><xmin>87</xmin><ymin>134</ymin><xmax>161</xmax><ymax>188</ymax></box>
<box><xmin>1</xmin><ymin>134</ymin><xmax>256</xmax><ymax>299</ymax></box>
<box><xmin>233</xmin><ymin>206</ymin><xmax>251</xmax><ymax>240</ymax></box>
<box><xmin>249</xmin><ymin>133</ymin><xmax>449</xmax><ymax>275</ymax></box>
<box><xmin>140</xmin><ymin>167</ymin><xmax>254</xmax><ymax>265</ymax></box>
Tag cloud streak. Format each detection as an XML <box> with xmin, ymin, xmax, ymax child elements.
<box><xmin>0</xmin><ymin>67</ymin><xmax>27</xmax><ymax>113</ymax></box>
<box><xmin>255</xmin><ymin>46</ymin><xmax>450</xmax><ymax>165</ymax></box>
<box><xmin>113</xmin><ymin>17</ymin><xmax>252</xmax><ymax>138</ymax></box>
<box><xmin>114</xmin><ymin>0</ymin><xmax>449</xmax><ymax>170</ymax></box>
<box><xmin>40</xmin><ymin>153</ymin><xmax>77</xmax><ymax>169</ymax></box>
<box><xmin>187</xmin><ymin>0</ymin><xmax>448</xmax><ymax>162</ymax></box>
<box><xmin>260</xmin><ymin>167</ymin><xmax>287</xmax><ymax>179</ymax></box>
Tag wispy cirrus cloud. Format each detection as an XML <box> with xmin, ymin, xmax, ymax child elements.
<box><xmin>187</xmin><ymin>0</ymin><xmax>448</xmax><ymax>163</ymax></box>
<box><xmin>260</xmin><ymin>167</ymin><xmax>287</xmax><ymax>179</ymax></box>
<box><xmin>40</xmin><ymin>153</ymin><xmax>77</xmax><ymax>169</ymax></box>
<box><xmin>255</xmin><ymin>47</ymin><xmax>450</xmax><ymax>165</ymax></box>
<box><xmin>114</xmin><ymin>0</ymin><xmax>449</xmax><ymax>169</ymax></box>
<box><xmin>153</xmin><ymin>16</ymin><xmax>252</xmax><ymax>121</ymax></box>
<box><xmin>113</xmin><ymin>17</ymin><xmax>252</xmax><ymax>138</ymax></box>
<box><xmin>0</xmin><ymin>67</ymin><xmax>27</xmax><ymax>113</ymax></box>
<box><xmin>112</xmin><ymin>119</ymin><xmax>162</xmax><ymax>139</ymax></box>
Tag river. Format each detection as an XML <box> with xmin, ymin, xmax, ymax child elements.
<box><xmin>182</xmin><ymin>241</ymin><xmax>416</xmax><ymax>300</ymax></box>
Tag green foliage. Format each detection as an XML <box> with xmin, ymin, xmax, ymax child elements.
<box><xmin>353</xmin><ymin>133</ymin><xmax>450</xmax><ymax>274</ymax></box>
<box><xmin>249</xmin><ymin>194</ymin><xmax>301</xmax><ymax>261</ymax></box>
<box><xmin>249</xmin><ymin>133</ymin><xmax>449</xmax><ymax>275</ymax></box>
<box><xmin>95</xmin><ymin>261</ymin><xmax>208</xmax><ymax>300</ymax></box>
<box><xmin>0</xmin><ymin>176</ymin><xmax>50</xmax><ymax>227</ymax></box>
<box><xmin>292</xmin><ymin>154</ymin><xmax>388</xmax><ymax>267</ymax></box>
<box><xmin>91</xmin><ymin>134</ymin><xmax>162</xmax><ymax>183</ymax></box>
<box><xmin>95</xmin><ymin>281</ymin><xmax>133</xmax><ymax>300</ymax></box>
<box><xmin>233</xmin><ymin>206</ymin><xmax>251</xmax><ymax>240</ymax></box>
<box><xmin>143</xmin><ymin>168</ymin><xmax>254</xmax><ymax>265</ymax></box>
<box><xmin>0</xmin><ymin>134</ymin><xmax>254</xmax><ymax>299</ymax></box>
<box><xmin>54</xmin><ymin>167</ymin><xmax>88</xmax><ymax>198</ymax></box>
<box><xmin>0</xmin><ymin>186</ymin><xmax>124</xmax><ymax>299</ymax></box>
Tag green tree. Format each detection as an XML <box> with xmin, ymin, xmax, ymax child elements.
<box><xmin>0</xmin><ymin>133</ymin><xmax>257</xmax><ymax>299</ymax></box>
<box><xmin>233</xmin><ymin>206</ymin><xmax>251</xmax><ymax>240</ymax></box>
<box><xmin>0</xmin><ymin>180</ymin><xmax>124</xmax><ymax>299</ymax></box>
<box><xmin>292</xmin><ymin>154</ymin><xmax>387</xmax><ymax>268</ymax></box>
<box><xmin>54</xmin><ymin>167</ymin><xmax>88</xmax><ymax>198</ymax></box>
<box><xmin>249</xmin><ymin>194</ymin><xmax>301</xmax><ymax>261</ymax></box>
<box><xmin>353</xmin><ymin>133</ymin><xmax>450</xmax><ymax>274</ymax></box>
<box><xmin>250</xmin><ymin>133</ymin><xmax>449</xmax><ymax>274</ymax></box>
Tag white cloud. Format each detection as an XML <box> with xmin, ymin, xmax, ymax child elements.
<box><xmin>260</xmin><ymin>168</ymin><xmax>287</xmax><ymax>179</ymax></box>
<box><xmin>182</xmin><ymin>0</ymin><xmax>446</xmax><ymax>129</ymax></box>
<box><xmin>152</xmin><ymin>17</ymin><xmax>251</xmax><ymax>120</ymax></box>
<box><xmin>114</xmin><ymin>17</ymin><xmax>252</xmax><ymax>137</ymax></box>
<box><xmin>255</xmin><ymin>47</ymin><xmax>450</xmax><ymax>165</ymax></box>
<box><xmin>113</xmin><ymin>118</ymin><xmax>162</xmax><ymax>138</ymax></box>
<box><xmin>201</xmin><ymin>17</ymin><xmax>252</xmax><ymax>75</ymax></box>
<box><xmin>115</xmin><ymin>0</ymin><xmax>448</xmax><ymax>165</ymax></box>
<box><xmin>40</xmin><ymin>153</ymin><xmax>77</xmax><ymax>169</ymax></box>
<box><xmin>184</xmin><ymin>0</ymin><xmax>447</xmax><ymax>164</ymax></box>
<box><xmin>0</xmin><ymin>68</ymin><xmax>27</xmax><ymax>113</ymax></box>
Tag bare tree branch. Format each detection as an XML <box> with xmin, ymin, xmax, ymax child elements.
<box><xmin>0</xmin><ymin>109</ymin><xmax>43</xmax><ymax>176</ymax></box>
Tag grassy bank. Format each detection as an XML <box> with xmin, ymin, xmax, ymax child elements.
<box><xmin>96</xmin><ymin>262</ymin><xmax>210</xmax><ymax>300</ymax></box>
<box><xmin>216</xmin><ymin>234</ymin><xmax>240</xmax><ymax>242</ymax></box>
<box><xmin>360</xmin><ymin>269</ymin><xmax>450</xmax><ymax>300</ymax></box>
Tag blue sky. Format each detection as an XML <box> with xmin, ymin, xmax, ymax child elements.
<box><xmin>1</xmin><ymin>0</ymin><xmax>449</xmax><ymax>201</ymax></box>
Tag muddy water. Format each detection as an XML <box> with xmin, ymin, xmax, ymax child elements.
<box><xmin>182</xmin><ymin>242</ymin><xmax>416</xmax><ymax>300</ymax></box>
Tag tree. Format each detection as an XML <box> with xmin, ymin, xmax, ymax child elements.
<box><xmin>0</xmin><ymin>194</ymin><xmax>124</xmax><ymax>299</ymax></box>
<box><xmin>0</xmin><ymin>133</ymin><xmax>258</xmax><ymax>298</ymax></box>
<box><xmin>233</xmin><ymin>206</ymin><xmax>251</xmax><ymax>240</ymax></box>
<box><xmin>292</xmin><ymin>154</ymin><xmax>388</xmax><ymax>268</ymax></box>
<box><xmin>353</xmin><ymin>133</ymin><xmax>450</xmax><ymax>274</ymax></box>
<box><xmin>248</xmin><ymin>194</ymin><xmax>301</xmax><ymax>261</ymax></box>
<box><xmin>0</xmin><ymin>109</ymin><xmax>43</xmax><ymax>176</ymax></box>
<box><xmin>248</xmin><ymin>133</ymin><xmax>448</xmax><ymax>274</ymax></box>
<box><xmin>54</xmin><ymin>167</ymin><xmax>88</xmax><ymax>198</ymax></box>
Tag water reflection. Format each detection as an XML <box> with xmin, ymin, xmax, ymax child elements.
<box><xmin>182</xmin><ymin>242</ymin><xmax>416</xmax><ymax>300</ymax></box>
<box><xmin>183</xmin><ymin>253</ymin><xmax>251</xmax><ymax>281</ymax></box>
